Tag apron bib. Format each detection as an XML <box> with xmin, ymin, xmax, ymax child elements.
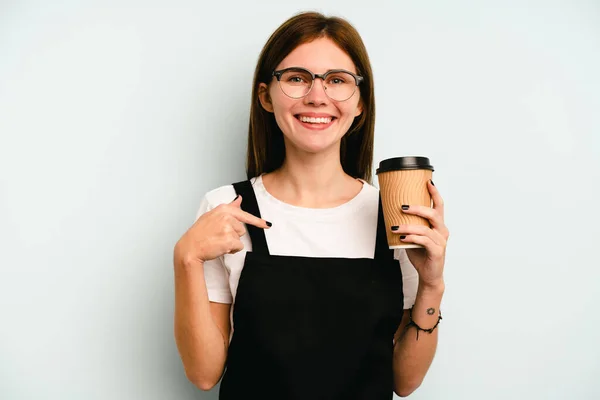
<box><xmin>219</xmin><ymin>180</ymin><xmax>404</xmax><ymax>400</ymax></box>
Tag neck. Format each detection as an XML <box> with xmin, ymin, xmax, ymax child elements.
<box><xmin>264</xmin><ymin>142</ymin><xmax>362</xmax><ymax>208</ymax></box>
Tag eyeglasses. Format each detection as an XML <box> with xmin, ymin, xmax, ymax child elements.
<box><xmin>272</xmin><ymin>67</ymin><xmax>364</xmax><ymax>102</ymax></box>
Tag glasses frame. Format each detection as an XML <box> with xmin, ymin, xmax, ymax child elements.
<box><xmin>272</xmin><ymin>67</ymin><xmax>364</xmax><ymax>102</ymax></box>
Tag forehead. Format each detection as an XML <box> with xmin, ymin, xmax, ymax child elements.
<box><xmin>276</xmin><ymin>37</ymin><xmax>357</xmax><ymax>74</ymax></box>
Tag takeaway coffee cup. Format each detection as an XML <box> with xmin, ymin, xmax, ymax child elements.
<box><xmin>376</xmin><ymin>156</ymin><xmax>434</xmax><ymax>249</ymax></box>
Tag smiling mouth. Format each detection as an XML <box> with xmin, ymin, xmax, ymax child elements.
<box><xmin>295</xmin><ymin>115</ymin><xmax>336</xmax><ymax>124</ymax></box>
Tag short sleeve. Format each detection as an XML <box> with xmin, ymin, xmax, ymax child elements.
<box><xmin>195</xmin><ymin>196</ymin><xmax>233</xmax><ymax>304</ymax></box>
<box><xmin>394</xmin><ymin>249</ymin><xmax>419</xmax><ymax>309</ymax></box>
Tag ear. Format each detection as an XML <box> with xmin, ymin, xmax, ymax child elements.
<box><xmin>258</xmin><ymin>83</ymin><xmax>274</xmax><ymax>113</ymax></box>
<box><xmin>354</xmin><ymin>99</ymin><xmax>364</xmax><ymax>117</ymax></box>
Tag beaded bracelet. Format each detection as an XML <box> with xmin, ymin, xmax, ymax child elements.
<box><xmin>405</xmin><ymin>307</ymin><xmax>443</xmax><ymax>340</ymax></box>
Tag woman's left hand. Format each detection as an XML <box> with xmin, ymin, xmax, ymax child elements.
<box><xmin>391</xmin><ymin>180</ymin><xmax>449</xmax><ymax>289</ymax></box>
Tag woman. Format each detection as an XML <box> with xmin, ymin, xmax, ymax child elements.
<box><xmin>174</xmin><ymin>11</ymin><xmax>449</xmax><ymax>399</ymax></box>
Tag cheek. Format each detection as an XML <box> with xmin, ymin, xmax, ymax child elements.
<box><xmin>270</xmin><ymin>101</ymin><xmax>297</xmax><ymax>135</ymax></box>
<box><xmin>272</xmin><ymin>104</ymin><xmax>291</xmax><ymax>127</ymax></box>
<box><xmin>339</xmin><ymin>101</ymin><xmax>362</xmax><ymax>121</ymax></box>
<box><xmin>338</xmin><ymin>93</ymin><xmax>362</xmax><ymax>116</ymax></box>
<box><xmin>273</xmin><ymin>111</ymin><xmax>290</xmax><ymax>133</ymax></box>
<box><xmin>271</xmin><ymin>95</ymin><xmax>299</xmax><ymax>123</ymax></box>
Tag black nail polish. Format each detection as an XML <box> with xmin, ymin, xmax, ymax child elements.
<box><xmin>430</xmin><ymin>179</ymin><xmax>435</xmax><ymax>186</ymax></box>
<box><xmin>391</xmin><ymin>226</ymin><xmax>399</xmax><ymax>231</ymax></box>
<box><xmin>266</xmin><ymin>221</ymin><xmax>272</xmax><ymax>227</ymax></box>
<box><xmin>401</xmin><ymin>205</ymin><xmax>409</xmax><ymax>210</ymax></box>
<box><xmin>400</xmin><ymin>235</ymin><xmax>406</xmax><ymax>240</ymax></box>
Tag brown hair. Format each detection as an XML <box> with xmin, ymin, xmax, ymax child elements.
<box><xmin>246</xmin><ymin>11</ymin><xmax>375</xmax><ymax>183</ymax></box>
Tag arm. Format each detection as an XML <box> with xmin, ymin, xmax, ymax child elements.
<box><xmin>390</xmin><ymin>179</ymin><xmax>449</xmax><ymax>397</ymax></box>
<box><xmin>173</xmin><ymin>256</ymin><xmax>231</xmax><ymax>391</ymax></box>
<box><xmin>392</xmin><ymin>281</ymin><xmax>444</xmax><ymax>397</ymax></box>
<box><xmin>173</xmin><ymin>194</ymin><xmax>270</xmax><ymax>390</ymax></box>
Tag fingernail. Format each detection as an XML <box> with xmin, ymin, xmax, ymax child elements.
<box><xmin>266</xmin><ymin>221</ymin><xmax>272</xmax><ymax>227</ymax></box>
<box><xmin>233</xmin><ymin>195</ymin><xmax>239</xmax><ymax>201</ymax></box>
<box><xmin>400</xmin><ymin>235</ymin><xmax>406</xmax><ymax>240</ymax></box>
<box><xmin>401</xmin><ymin>205</ymin><xmax>409</xmax><ymax>210</ymax></box>
<box><xmin>391</xmin><ymin>226</ymin><xmax>399</xmax><ymax>231</ymax></box>
<box><xmin>430</xmin><ymin>180</ymin><xmax>435</xmax><ymax>186</ymax></box>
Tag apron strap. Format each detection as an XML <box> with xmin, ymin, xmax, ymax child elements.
<box><xmin>232</xmin><ymin>180</ymin><xmax>270</xmax><ymax>256</ymax></box>
<box><xmin>374</xmin><ymin>195</ymin><xmax>395</xmax><ymax>261</ymax></box>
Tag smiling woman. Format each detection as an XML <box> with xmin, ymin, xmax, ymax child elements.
<box><xmin>173</xmin><ymin>11</ymin><xmax>448</xmax><ymax>400</ymax></box>
<box><xmin>248</xmin><ymin>14</ymin><xmax>376</xmax><ymax>180</ymax></box>
<box><xmin>257</xmin><ymin>37</ymin><xmax>365</xmax><ymax>157</ymax></box>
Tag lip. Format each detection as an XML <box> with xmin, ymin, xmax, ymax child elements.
<box><xmin>295</xmin><ymin>112</ymin><xmax>336</xmax><ymax>118</ymax></box>
<box><xmin>294</xmin><ymin>113</ymin><xmax>337</xmax><ymax>130</ymax></box>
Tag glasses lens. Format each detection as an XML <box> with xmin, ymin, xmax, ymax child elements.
<box><xmin>279</xmin><ymin>69</ymin><xmax>313</xmax><ymax>98</ymax></box>
<box><xmin>323</xmin><ymin>71</ymin><xmax>357</xmax><ymax>101</ymax></box>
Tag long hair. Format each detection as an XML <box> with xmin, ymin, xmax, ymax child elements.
<box><xmin>246</xmin><ymin>12</ymin><xmax>376</xmax><ymax>183</ymax></box>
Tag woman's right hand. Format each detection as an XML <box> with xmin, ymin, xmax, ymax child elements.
<box><xmin>174</xmin><ymin>195</ymin><xmax>271</xmax><ymax>266</ymax></box>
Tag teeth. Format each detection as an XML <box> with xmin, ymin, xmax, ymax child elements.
<box><xmin>299</xmin><ymin>116</ymin><xmax>332</xmax><ymax>124</ymax></box>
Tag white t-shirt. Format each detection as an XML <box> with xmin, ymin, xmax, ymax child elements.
<box><xmin>196</xmin><ymin>175</ymin><xmax>419</xmax><ymax>313</ymax></box>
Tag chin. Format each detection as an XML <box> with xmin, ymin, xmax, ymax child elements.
<box><xmin>289</xmin><ymin>137</ymin><xmax>340</xmax><ymax>155</ymax></box>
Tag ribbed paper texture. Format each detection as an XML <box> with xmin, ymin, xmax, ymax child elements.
<box><xmin>377</xmin><ymin>169</ymin><xmax>433</xmax><ymax>248</ymax></box>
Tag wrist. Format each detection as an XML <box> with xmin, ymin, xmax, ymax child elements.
<box><xmin>404</xmin><ymin>306</ymin><xmax>443</xmax><ymax>340</ymax></box>
<box><xmin>178</xmin><ymin>257</ymin><xmax>204</xmax><ymax>271</ymax></box>
<box><xmin>418</xmin><ymin>279</ymin><xmax>445</xmax><ymax>295</ymax></box>
<box><xmin>174</xmin><ymin>244</ymin><xmax>204</xmax><ymax>271</ymax></box>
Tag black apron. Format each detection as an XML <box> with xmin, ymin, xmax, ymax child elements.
<box><xmin>219</xmin><ymin>180</ymin><xmax>404</xmax><ymax>400</ymax></box>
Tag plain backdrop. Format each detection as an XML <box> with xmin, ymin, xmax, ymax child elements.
<box><xmin>1</xmin><ymin>1</ymin><xmax>599</xmax><ymax>399</ymax></box>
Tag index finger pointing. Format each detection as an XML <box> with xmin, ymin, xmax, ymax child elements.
<box><xmin>230</xmin><ymin>207</ymin><xmax>272</xmax><ymax>229</ymax></box>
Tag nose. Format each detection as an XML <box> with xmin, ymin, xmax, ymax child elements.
<box><xmin>303</xmin><ymin>78</ymin><xmax>328</xmax><ymax>105</ymax></box>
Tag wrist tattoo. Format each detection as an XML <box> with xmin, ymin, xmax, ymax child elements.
<box><xmin>404</xmin><ymin>307</ymin><xmax>443</xmax><ymax>340</ymax></box>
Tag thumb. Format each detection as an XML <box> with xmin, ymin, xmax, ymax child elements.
<box><xmin>230</xmin><ymin>194</ymin><xmax>243</xmax><ymax>207</ymax></box>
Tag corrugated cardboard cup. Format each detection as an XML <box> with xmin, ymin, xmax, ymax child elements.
<box><xmin>376</xmin><ymin>156</ymin><xmax>434</xmax><ymax>249</ymax></box>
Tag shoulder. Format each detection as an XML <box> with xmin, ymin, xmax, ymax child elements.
<box><xmin>359</xmin><ymin>180</ymin><xmax>380</xmax><ymax>195</ymax></box>
<box><xmin>194</xmin><ymin>179</ymin><xmax>254</xmax><ymax>220</ymax></box>
<box><xmin>356</xmin><ymin>179</ymin><xmax>381</xmax><ymax>205</ymax></box>
<box><xmin>203</xmin><ymin>184</ymin><xmax>237</xmax><ymax>208</ymax></box>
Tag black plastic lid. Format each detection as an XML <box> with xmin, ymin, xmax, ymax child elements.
<box><xmin>376</xmin><ymin>156</ymin><xmax>434</xmax><ymax>174</ymax></box>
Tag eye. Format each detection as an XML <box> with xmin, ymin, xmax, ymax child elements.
<box><xmin>326</xmin><ymin>75</ymin><xmax>348</xmax><ymax>85</ymax></box>
<box><xmin>288</xmin><ymin>76</ymin><xmax>306</xmax><ymax>83</ymax></box>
